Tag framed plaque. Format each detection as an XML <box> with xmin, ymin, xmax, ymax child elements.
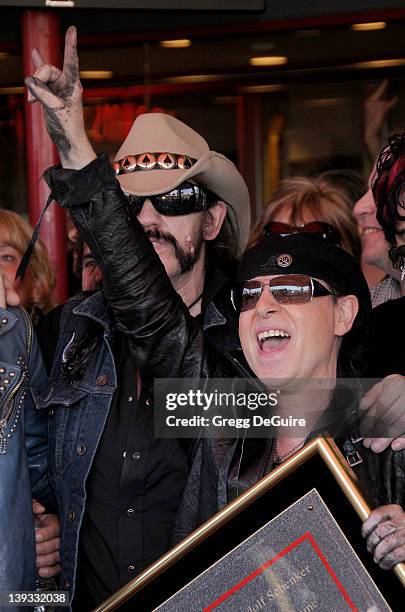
<box><xmin>95</xmin><ymin>437</ymin><xmax>405</xmax><ymax>611</ymax></box>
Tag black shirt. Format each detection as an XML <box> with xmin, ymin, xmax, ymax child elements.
<box><xmin>74</xmin><ymin>334</ymin><xmax>191</xmax><ymax>609</ymax></box>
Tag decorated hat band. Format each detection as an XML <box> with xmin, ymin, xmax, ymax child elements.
<box><xmin>114</xmin><ymin>152</ymin><xmax>197</xmax><ymax>175</ymax></box>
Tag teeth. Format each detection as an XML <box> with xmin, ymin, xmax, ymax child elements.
<box><xmin>258</xmin><ymin>329</ymin><xmax>290</xmax><ymax>341</ymax></box>
<box><xmin>363</xmin><ymin>228</ymin><xmax>381</xmax><ymax>235</ymax></box>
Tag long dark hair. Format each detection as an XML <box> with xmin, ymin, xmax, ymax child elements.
<box><xmin>205</xmin><ymin>202</ymin><xmax>240</xmax><ymax>277</ymax></box>
<box><xmin>373</xmin><ymin>133</ymin><xmax>405</xmax><ymax>265</ymax></box>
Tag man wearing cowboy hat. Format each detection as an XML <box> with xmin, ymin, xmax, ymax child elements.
<box><xmin>112</xmin><ymin>110</ymin><xmax>249</xmax><ymax>315</ymax></box>
<box><xmin>25</xmin><ymin>26</ymin><xmax>250</xmax><ymax>609</ymax></box>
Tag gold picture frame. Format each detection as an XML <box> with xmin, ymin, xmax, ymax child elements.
<box><xmin>95</xmin><ymin>436</ymin><xmax>405</xmax><ymax>611</ymax></box>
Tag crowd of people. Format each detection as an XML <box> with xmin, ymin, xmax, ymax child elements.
<box><xmin>1</xmin><ymin>24</ymin><xmax>405</xmax><ymax>611</ymax></box>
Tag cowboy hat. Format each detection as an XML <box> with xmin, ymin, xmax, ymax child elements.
<box><xmin>114</xmin><ymin>113</ymin><xmax>251</xmax><ymax>250</ymax></box>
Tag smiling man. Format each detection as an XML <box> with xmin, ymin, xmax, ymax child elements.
<box><xmin>231</xmin><ymin>233</ymin><xmax>366</xmax><ymax>457</ymax></box>
<box><xmin>354</xmin><ymin>164</ymin><xmax>402</xmax><ymax>308</ymax></box>
<box><xmin>238</xmin><ymin>272</ymin><xmax>351</xmax><ymax>383</ymax></box>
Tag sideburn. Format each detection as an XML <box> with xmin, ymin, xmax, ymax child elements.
<box><xmin>175</xmin><ymin>223</ymin><xmax>205</xmax><ymax>274</ymax></box>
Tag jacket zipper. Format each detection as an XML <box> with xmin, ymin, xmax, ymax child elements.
<box><xmin>223</xmin><ymin>352</ymin><xmax>265</xmax><ymax>393</ymax></box>
<box><xmin>222</xmin><ymin>351</ymin><xmax>276</xmax><ymax>487</ymax></box>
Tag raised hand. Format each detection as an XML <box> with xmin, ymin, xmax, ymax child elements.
<box><xmin>25</xmin><ymin>26</ymin><xmax>96</xmax><ymax>169</ymax></box>
<box><xmin>364</xmin><ymin>79</ymin><xmax>398</xmax><ymax>161</ymax></box>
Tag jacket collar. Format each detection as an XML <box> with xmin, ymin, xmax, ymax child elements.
<box><xmin>72</xmin><ymin>290</ymin><xmax>113</xmax><ymax>330</ymax></box>
<box><xmin>203</xmin><ymin>300</ymin><xmax>226</xmax><ymax>331</ymax></box>
<box><xmin>201</xmin><ymin>266</ymin><xmax>229</xmax><ymax>313</ymax></box>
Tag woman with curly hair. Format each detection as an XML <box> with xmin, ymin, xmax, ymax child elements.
<box><xmin>0</xmin><ymin>209</ymin><xmax>55</xmax><ymax>323</ymax></box>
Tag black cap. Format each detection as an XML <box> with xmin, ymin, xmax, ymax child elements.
<box><xmin>238</xmin><ymin>233</ymin><xmax>371</xmax><ymax>318</ymax></box>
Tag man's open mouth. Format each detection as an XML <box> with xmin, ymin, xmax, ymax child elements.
<box><xmin>257</xmin><ymin>329</ymin><xmax>291</xmax><ymax>353</ymax></box>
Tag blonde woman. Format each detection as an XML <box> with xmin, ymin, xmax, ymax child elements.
<box><xmin>0</xmin><ymin>209</ymin><xmax>56</xmax><ymax>323</ymax></box>
<box><xmin>248</xmin><ymin>176</ymin><xmax>361</xmax><ymax>260</ymax></box>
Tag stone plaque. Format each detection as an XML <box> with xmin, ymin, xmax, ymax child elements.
<box><xmin>156</xmin><ymin>489</ymin><xmax>390</xmax><ymax>611</ymax></box>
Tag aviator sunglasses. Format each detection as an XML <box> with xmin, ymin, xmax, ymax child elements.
<box><xmin>231</xmin><ymin>274</ymin><xmax>333</xmax><ymax>313</ymax></box>
<box><xmin>125</xmin><ymin>182</ymin><xmax>218</xmax><ymax>217</ymax></box>
<box><xmin>264</xmin><ymin>221</ymin><xmax>341</xmax><ymax>245</ymax></box>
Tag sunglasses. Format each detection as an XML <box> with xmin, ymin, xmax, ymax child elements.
<box><xmin>125</xmin><ymin>182</ymin><xmax>218</xmax><ymax>217</ymax></box>
<box><xmin>264</xmin><ymin>221</ymin><xmax>341</xmax><ymax>245</ymax></box>
<box><xmin>231</xmin><ymin>274</ymin><xmax>333</xmax><ymax>313</ymax></box>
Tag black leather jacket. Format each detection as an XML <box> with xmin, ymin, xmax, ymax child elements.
<box><xmin>45</xmin><ymin>154</ymin><xmax>405</xmax><ymax>541</ymax></box>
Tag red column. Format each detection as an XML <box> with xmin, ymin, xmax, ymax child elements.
<box><xmin>22</xmin><ymin>10</ymin><xmax>68</xmax><ymax>304</ymax></box>
<box><xmin>237</xmin><ymin>94</ymin><xmax>263</xmax><ymax>224</ymax></box>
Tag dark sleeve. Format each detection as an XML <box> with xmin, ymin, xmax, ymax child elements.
<box><xmin>383</xmin><ymin>450</ymin><xmax>405</xmax><ymax>508</ymax></box>
<box><xmin>45</xmin><ymin>154</ymin><xmax>207</xmax><ymax>379</ymax></box>
<box><xmin>356</xmin><ymin>446</ymin><xmax>405</xmax><ymax>509</ymax></box>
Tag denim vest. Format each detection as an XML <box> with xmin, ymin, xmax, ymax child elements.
<box><xmin>0</xmin><ymin>306</ymin><xmax>49</xmax><ymax>610</ymax></box>
<box><xmin>33</xmin><ymin>292</ymin><xmax>119</xmax><ymax>605</ymax></box>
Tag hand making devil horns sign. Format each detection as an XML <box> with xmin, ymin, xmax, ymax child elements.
<box><xmin>25</xmin><ymin>25</ymin><xmax>96</xmax><ymax>170</ymax></box>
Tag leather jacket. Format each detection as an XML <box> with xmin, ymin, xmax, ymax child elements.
<box><xmin>0</xmin><ymin>306</ymin><xmax>49</xmax><ymax>607</ymax></box>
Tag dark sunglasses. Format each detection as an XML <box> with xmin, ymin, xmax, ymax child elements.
<box><xmin>231</xmin><ymin>274</ymin><xmax>333</xmax><ymax>313</ymax></box>
<box><xmin>125</xmin><ymin>181</ymin><xmax>218</xmax><ymax>217</ymax></box>
<box><xmin>264</xmin><ymin>221</ymin><xmax>341</xmax><ymax>245</ymax></box>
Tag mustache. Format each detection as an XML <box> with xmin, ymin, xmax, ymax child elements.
<box><xmin>144</xmin><ymin>227</ymin><xmax>204</xmax><ymax>274</ymax></box>
<box><xmin>145</xmin><ymin>228</ymin><xmax>188</xmax><ymax>267</ymax></box>
<box><xmin>145</xmin><ymin>228</ymin><xmax>179</xmax><ymax>249</ymax></box>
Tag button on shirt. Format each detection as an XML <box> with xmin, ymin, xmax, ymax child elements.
<box><xmin>75</xmin><ymin>334</ymin><xmax>190</xmax><ymax>608</ymax></box>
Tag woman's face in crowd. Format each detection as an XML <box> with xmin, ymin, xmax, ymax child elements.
<box><xmin>0</xmin><ymin>242</ymin><xmax>31</xmax><ymax>307</ymax></box>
